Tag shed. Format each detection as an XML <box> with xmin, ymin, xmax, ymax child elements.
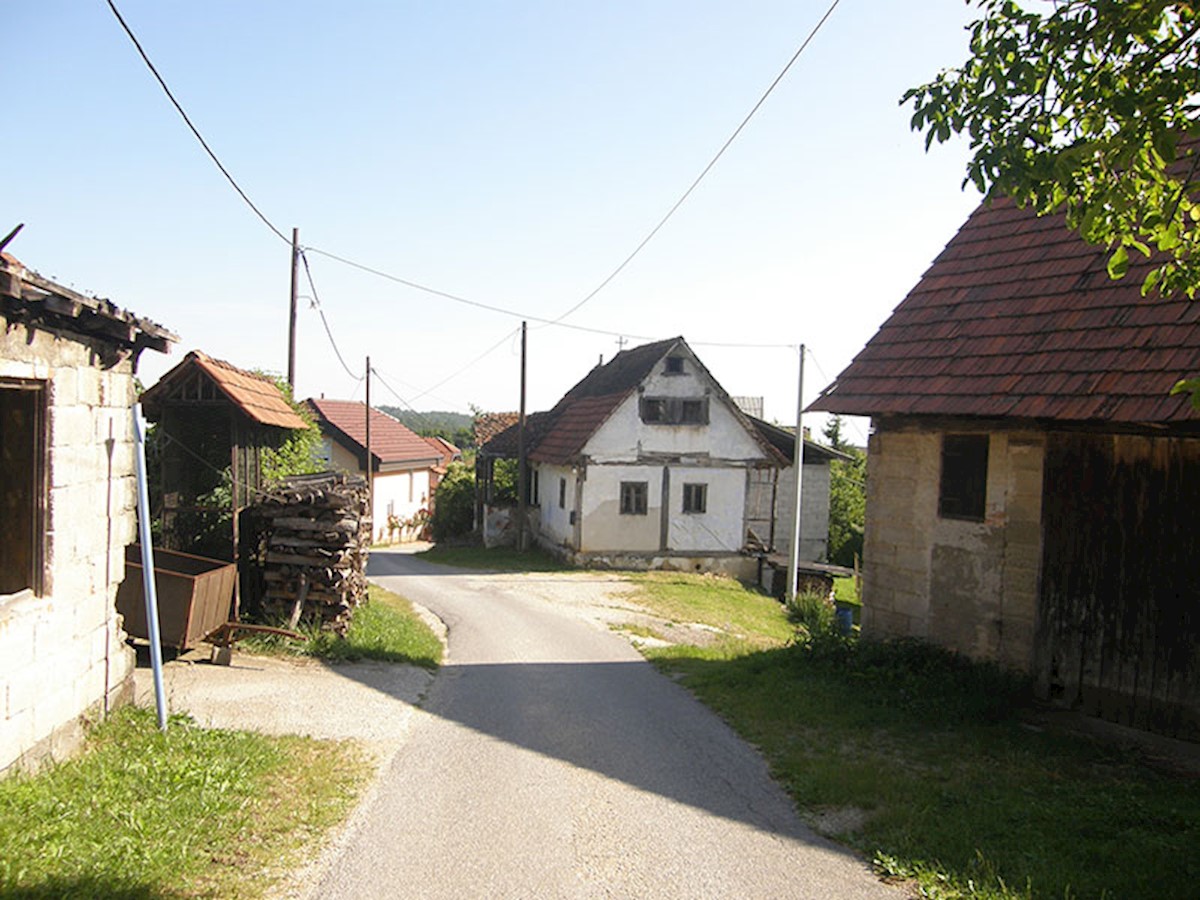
<box><xmin>0</xmin><ymin>251</ymin><xmax>177</xmax><ymax>773</ymax></box>
<box><xmin>810</xmin><ymin>194</ymin><xmax>1200</xmax><ymax>739</ymax></box>
<box><xmin>139</xmin><ymin>351</ymin><xmax>309</xmax><ymax>567</ymax></box>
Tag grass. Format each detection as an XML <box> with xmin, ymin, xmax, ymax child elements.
<box><xmin>415</xmin><ymin>543</ymin><xmax>570</xmax><ymax>572</ymax></box>
<box><xmin>646</xmin><ymin>634</ymin><xmax>1200</xmax><ymax>899</ymax></box>
<box><xmin>242</xmin><ymin>583</ymin><xmax>443</xmax><ymax>668</ymax></box>
<box><xmin>625</xmin><ymin>570</ymin><xmax>794</xmax><ymax>654</ymax></box>
<box><xmin>0</xmin><ymin>706</ymin><xmax>370</xmax><ymax>899</ymax></box>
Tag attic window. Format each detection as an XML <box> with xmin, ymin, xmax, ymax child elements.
<box><xmin>664</xmin><ymin>356</ymin><xmax>685</xmax><ymax>375</ymax></box>
<box><xmin>1</xmin><ymin>381</ymin><xmax>46</xmax><ymax>597</ymax></box>
<box><xmin>639</xmin><ymin>396</ymin><xmax>709</xmax><ymax>425</ymax></box>
<box><xmin>939</xmin><ymin>434</ymin><xmax>988</xmax><ymax>522</ymax></box>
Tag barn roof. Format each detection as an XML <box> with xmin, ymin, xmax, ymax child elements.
<box><xmin>141</xmin><ymin>350</ymin><xmax>307</xmax><ymax>429</ymax></box>
<box><xmin>307</xmin><ymin>398</ymin><xmax>441</xmax><ymax>468</ymax></box>
<box><xmin>808</xmin><ymin>196</ymin><xmax>1200</xmax><ymax>426</ymax></box>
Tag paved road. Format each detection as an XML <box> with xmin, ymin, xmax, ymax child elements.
<box><xmin>311</xmin><ymin>550</ymin><xmax>896</xmax><ymax>899</ymax></box>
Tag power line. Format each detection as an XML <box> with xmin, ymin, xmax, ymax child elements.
<box><xmin>298</xmin><ymin>250</ymin><xmax>364</xmax><ymax>383</ymax></box>
<box><xmin>105</xmin><ymin>0</ymin><xmax>290</xmax><ymax>245</ymax></box>
<box><xmin>550</xmin><ymin>0</ymin><xmax>844</xmax><ymax>324</ymax></box>
<box><xmin>369</xmin><ymin>369</ymin><xmax>445</xmax><ymax>434</ymax></box>
<box><xmin>411</xmin><ymin>326</ymin><xmax>522</xmax><ymax>403</ymax></box>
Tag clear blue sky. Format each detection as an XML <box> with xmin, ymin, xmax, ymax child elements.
<box><xmin>9</xmin><ymin>1</ymin><xmax>984</xmax><ymax>440</ymax></box>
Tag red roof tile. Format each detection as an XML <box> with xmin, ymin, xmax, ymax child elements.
<box><xmin>141</xmin><ymin>350</ymin><xmax>307</xmax><ymax>430</ymax></box>
<box><xmin>809</xmin><ymin>196</ymin><xmax>1200</xmax><ymax>426</ymax></box>
<box><xmin>306</xmin><ymin>398</ymin><xmax>441</xmax><ymax>467</ymax></box>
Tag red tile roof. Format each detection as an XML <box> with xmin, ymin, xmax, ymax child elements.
<box><xmin>423</xmin><ymin>436</ymin><xmax>461</xmax><ymax>465</ymax></box>
<box><xmin>809</xmin><ymin>196</ymin><xmax>1200</xmax><ymax>426</ymax></box>
<box><xmin>141</xmin><ymin>350</ymin><xmax>307</xmax><ymax>429</ymax></box>
<box><xmin>481</xmin><ymin>337</ymin><xmax>789</xmax><ymax>465</ymax></box>
<box><xmin>307</xmin><ymin>398</ymin><xmax>441</xmax><ymax>467</ymax></box>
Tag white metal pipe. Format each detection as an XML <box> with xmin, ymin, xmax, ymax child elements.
<box><xmin>133</xmin><ymin>403</ymin><xmax>168</xmax><ymax>732</ymax></box>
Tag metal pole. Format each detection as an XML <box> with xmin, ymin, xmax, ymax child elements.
<box><xmin>517</xmin><ymin>322</ymin><xmax>528</xmax><ymax>552</ymax></box>
<box><xmin>787</xmin><ymin>344</ymin><xmax>806</xmax><ymax>602</ymax></box>
<box><xmin>288</xmin><ymin>227</ymin><xmax>299</xmax><ymax>389</ymax></box>
<box><xmin>365</xmin><ymin>356</ymin><xmax>373</xmax><ymax>537</ymax></box>
<box><xmin>133</xmin><ymin>403</ymin><xmax>168</xmax><ymax>732</ymax></box>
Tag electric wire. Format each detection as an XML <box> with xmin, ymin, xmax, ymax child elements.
<box><xmin>410</xmin><ymin>326</ymin><xmax>522</xmax><ymax>403</ymax></box>
<box><xmin>369</xmin><ymin>368</ymin><xmax>445</xmax><ymax>434</ymax></box>
<box><xmin>550</xmin><ymin>0</ymin><xmax>843</xmax><ymax>324</ymax></box>
<box><xmin>105</xmin><ymin>0</ymin><xmax>290</xmax><ymax>245</ymax></box>
<box><xmin>299</xmin><ymin>250</ymin><xmax>365</xmax><ymax>383</ymax></box>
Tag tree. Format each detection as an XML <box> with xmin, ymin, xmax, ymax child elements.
<box><xmin>823</xmin><ymin>416</ymin><xmax>866</xmax><ymax>568</ymax></box>
<box><xmin>905</xmin><ymin>1</ymin><xmax>1200</xmax><ymax>298</ymax></box>
<box><xmin>431</xmin><ymin>461</ymin><xmax>476</xmax><ymax>541</ymax></box>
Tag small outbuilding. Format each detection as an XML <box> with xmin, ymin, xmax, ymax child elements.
<box><xmin>0</xmin><ymin>252</ymin><xmax>176</xmax><ymax>774</ymax></box>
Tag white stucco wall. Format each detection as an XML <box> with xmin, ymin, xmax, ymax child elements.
<box><xmin>665</xmin><ymin>466</ymin><xmax>748</xmax><ymax>552</ymax></box>
<box><xmin>579</xmin><ymin>464</ymin><xmax>664</xmax><ymax>552</ymax></box>
<box><xmin>535</xmin><ymin>463</ymin><xmax>577</xmax><ymax>547</ymax></box>
<box><xmin>325</xmin><ymin>440</ymin><xmax>433</xmax><ymax>541</ymax></box>
<box><xmin>1</xmin><ymin>324</ymin><xmax>141</xmax><ymax>775</ymax></box>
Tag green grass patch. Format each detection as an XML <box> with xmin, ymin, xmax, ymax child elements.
<box><xmin>0</xmin><ymin>706</ymin><xmax>370</xmax><ymax>899</ymax></box>
<box><xmin>647</xmin><ymin>637</ymin><xmax>1200</xmax><ymax>899</ymax></box>
<box><xmin>833</xmin><ymin>575</ymin><xmax>860</xmax><ymax>606</ymax></box>
<box><xmin>416</xmin><ymin>544</ymin><xmax>570</xmax><ymax>572</ymax></box>
<box><xmin>243</xmin><ymin>583</ymin><xmax>442</xmax><ymax>668</ymax></box>
<box><xmin>627</xmin><ymin>571</ymin><xmax>793</xmax><ymax>651</ymax></box>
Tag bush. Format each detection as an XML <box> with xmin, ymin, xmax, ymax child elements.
<box><xmin>431</xmin><ymin>461</ymin><xmax>476</xmax><ymax>541</ymax></box>
<box><xmin>785</xmin><ymin>588</ymin><xmax>837</xmax><ymax>644</ymax></box>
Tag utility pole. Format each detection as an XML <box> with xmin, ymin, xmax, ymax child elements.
<box><xmin>288</xmin><ymin>227</ymin><xmax>299</xmax><ymax>390</ymax></box>
<box><xmin>517</xmin><ymin>322</ymin><xmax>528</xmax><ymax>552</ymax></box>
<box><xmin>787</xmin><ymin>344</ymin><xmax>806</xmax><ymax>602</ymax></box>
<box><xmin>365</xmin><ymin>356</ymin><xmax>374</xmax><ymax>536</ymax></box>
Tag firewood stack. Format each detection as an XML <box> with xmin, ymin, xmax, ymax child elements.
<box><xmin>243</xmin><ymin>471</ymin><xmax>371</xmax><ymax>633</ymax></box>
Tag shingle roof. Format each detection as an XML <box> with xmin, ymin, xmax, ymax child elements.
<box><xmin>141</xmin><ymin>350</ymin><xmax>307</xmax><ymax>429</ymax></box>
<box><xmin>481</xmin><ymin>337</ymin><xmax>788</xmax><ymax>466</ymax></box>
<box><xmin>307</xmin><ymin>398</ymin><xmax>441</xmax><ymax>468</ymax></box>
<box><xmin>809</xmin><ymin>196</ymin><xmax>1200</xmax><ymax>425</ymax></box>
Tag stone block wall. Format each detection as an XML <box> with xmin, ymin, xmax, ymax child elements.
<box><xmin>861</xmin><ymin>423</ymin><xmax>1044</xmax><ymax>671</ymax></box>
<box><xmin>1</xmin><ymin>321</ymin><xmax>139</xmax><ymax>775</ymax></box>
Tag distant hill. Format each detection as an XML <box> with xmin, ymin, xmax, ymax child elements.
<box><xmin>378</xmin><ymin>408</ymin><xmax>475</xmax><ymax>446</ymax></box>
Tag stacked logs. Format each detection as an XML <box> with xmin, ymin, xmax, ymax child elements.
<box><xmin>242</xmin><ymin>472</ymin><xmax>370</xmax><ymax>633</ymax></box>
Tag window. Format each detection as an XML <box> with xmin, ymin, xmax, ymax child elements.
<box><xmin>558</xmin><ymin>477</ymin><xmax>566</xmax><ymax>509</ymax></box>
<box><xmin>664</xmin><ymin>356</ymin><xmax>685</xmax><ymax>374</ymax></box>
<box><xmin>682</xmin><ymin>483</ymin><xmax>707</xmax><ymax>514</ymax></box>
<box><xmin>1</xmin><ymin>382</ymin><xmax>46</xmax><ymax>596</ymax></box>
<box><xmin>939</xmin><ymin>434</ymin><xmax>989</xmax><ymax>521</ymax></box>
<box><xmin>639</xmin><ymin>396</ymin><xmax>709</xmax><ymax>425</ymax></box>
<box><xmin>620</xmin><ymin>481</ymin><xmax>648</xmax><ymax>515</ymax></box>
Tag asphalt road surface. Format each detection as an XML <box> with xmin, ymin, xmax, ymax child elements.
<box><xmin>310</xmin><ymin>550</ymin><xmax>896</xmax><ymax>899</ymax></box>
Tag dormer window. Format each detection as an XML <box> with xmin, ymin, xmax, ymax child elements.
<box><xmin>664</xmin><ymin>356</ymin><xmax>685</xmax><ymax>375</ymax></box>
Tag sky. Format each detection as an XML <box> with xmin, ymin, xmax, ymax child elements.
<box><xmin>8</xmin><ymin>1</ymin><xmax>986</xmax><ymax>443</ymax></box>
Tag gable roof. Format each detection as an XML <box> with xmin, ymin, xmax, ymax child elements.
<box><xmin>481</xmin><ymin>337</ymin><xmax>788</xmax><ymax>466</ymax></box>
<box><xmin>307</xmin><ymin>398</ymin><xmax>442</xmax><ymax>468</ymax></box>
<box><xmin>141</xmin><ymin>350</ymin><xmax>307</xmax><ymax>429</ymax></box>
<box><xmin>809</xmin><ymin>195</ymin><xmax>1200</xmax><ymax>426</ymax></box>
<box><xmin>748</xmin><ymin>417</ymin><xmax>853</xmax><ymax>465</ymax></box>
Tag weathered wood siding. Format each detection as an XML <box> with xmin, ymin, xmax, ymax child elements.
<box><xmin>1038</xmin><ymin>433</ymin><xmax>1200</xmax><ymax>739</ymax></box>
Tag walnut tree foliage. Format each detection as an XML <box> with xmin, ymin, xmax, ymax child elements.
<box><xmin>905</xmin><ymin>1</ymin><xmax>1200</xmax><ymax>299</ymax></box>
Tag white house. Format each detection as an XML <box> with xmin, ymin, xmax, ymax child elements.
<box><xmin>1</xmin><ymin>252</ymin><xmax>176</xmax><ymax>774</ymax></box>
<box><xmin>478</xmin><ymin>337</ymin><xmax>842</xmax><ymax>577</ymax></box>
<box><xmin>306</xmin><ymin>398</ymin><xmax>444</xmax><ymax>542</ymax></box>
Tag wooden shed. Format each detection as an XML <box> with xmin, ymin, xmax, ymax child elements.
<box><xmin>810</xmin><ymin>194</ymin><xmax>1200</xmax><ymax>740</ymax></box>
<box><xmin>139</xmin><ymin>351</ymin><xmax>309</xmax><ymax>568</ymax></box>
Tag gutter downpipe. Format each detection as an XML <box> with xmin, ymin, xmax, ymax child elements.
<box><xmin>133</xmin><ymin>403</ymin><xmax>168</xmax><ymax>732</ymax></box>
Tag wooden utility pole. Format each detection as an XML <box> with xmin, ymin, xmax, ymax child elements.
<box><xmin>517</xmin><ymin>322</ymin><xmax>528</xmax><ymax>552</ymax></box>
<box><xmin>365</xmin><ymin>356</ymin><xmax>374</xmax><ymax>534</ymax></box>
<box><xmin>288</xmin><ymin>227</ymin><xmax>299</xmax><ymax>389</ymax></box>
<box><xmin>787</xmin><ymin>344</ymin><xmax>806</xmax><ymax>602</ymax></box>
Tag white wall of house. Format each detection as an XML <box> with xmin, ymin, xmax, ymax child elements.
<box><xmin>1</xmin><ymin>326</ymin><xmax>140</xmax><ymax>775</ymax></box>
<box><xmin>665</xmin><ymin>465</ymin><xmax>748</xmax><ymax>552</ymax></box>
<box><xmin>579</xmin><ymin>463</ymin><xmax>664</xmax><ymax>552</ymax></box>
<box><xmin>585</xmin><ymin>391</ymin><xmax>767</xmax><ymax>463</ymax></box>
<box><xmin>535</xmin><ymin>463</ymin><xmax>577</xmax><ymax>548</ymax></box>
<box><xmin>325</xmin><ymin>439</ymin><xmax>433</xmax><ymax>541</ymax></box>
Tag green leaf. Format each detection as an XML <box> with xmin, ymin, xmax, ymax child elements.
<box><xmin>1107</xmin><ymin>245</ymin><xmax>1130</xmax><ymax>279</ymax></box>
